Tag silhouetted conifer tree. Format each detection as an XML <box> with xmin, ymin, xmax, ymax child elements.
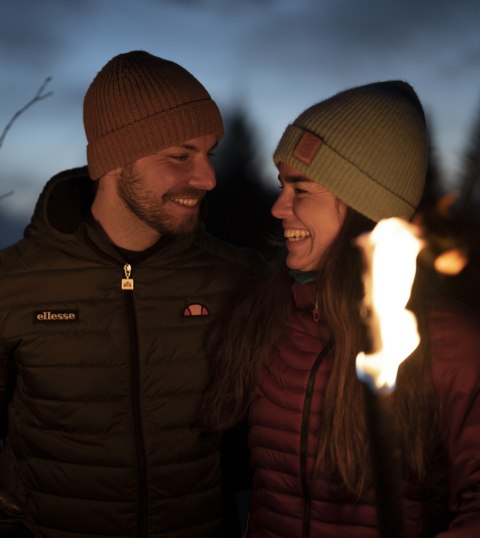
<box><xmin>457</xmin><ymin>100</ymin><xmax>480</xmax><ymax>225</ymax></box>
<box><xmin>444</xmin><ymin>99</ymin><xmax>480</xmax><ymax>312</ymax></box>
<box><xmin>418</xmin><ymin>103</ymin><xmax>480</xmax><ymax>313</ymax></box>
<box><xmin>205</xmin><ymin>106</ymin><xmax>280</xmax><ymax>256</ymax></box>
<box><xmin>417</xmin><ymin>118</ymin><xmax>444</xmax><ymax>212</ymax></box>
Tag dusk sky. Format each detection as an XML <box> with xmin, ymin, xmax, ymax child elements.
<box><xmin>1</xmin><ymin>0</ymin><xmax>480</xmax><ymax>225</ymax></box>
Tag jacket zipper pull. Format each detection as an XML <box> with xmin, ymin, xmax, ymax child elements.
<box><xmin>312</xmin><ymin>286</ymin><xmax>320</xmax><ymax>322</ymax></box>
<box><xmin>121</xmin><ymin>263</ymin><xmax>134</xmax><ymax>290</ymax></box>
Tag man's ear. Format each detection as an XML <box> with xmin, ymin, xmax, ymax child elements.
<box><xmin>102</xmin><ymin>166</ymin><xmax>122</xmax><ymax>180</ymax></box>
<box><xmin>95</xmin><ymin>167</ymin><xmax>123</xmax><ymax>192</ymax></box>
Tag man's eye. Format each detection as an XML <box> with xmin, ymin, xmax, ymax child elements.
<box><xmin>170</xmin><ymin>154</ymin><xmax>188</xmax><ymax>161</ymax></box>
<box><xmin>294</xmin><ymin>187</ymin><xmax>307</xmax><ymax>194</ymax></box>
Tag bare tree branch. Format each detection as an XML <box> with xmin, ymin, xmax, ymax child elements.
<box><xmin>0</xmin><ymin>191</ymin><xmax>14</xmax><ymax>202</ymax></box>
<box><xmin>0</xmin><ymin>77</ymin><xmax>53</xmax><ymax>150</ymax></box>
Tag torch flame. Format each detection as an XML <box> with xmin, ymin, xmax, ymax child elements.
<box><xmin>356</xmin><ymin>218</ymin><xmax>424</xmax><ymax>393</ymax></box>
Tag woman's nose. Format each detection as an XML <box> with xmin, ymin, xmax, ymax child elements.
<box><xmin>271</xmin><ymin>190</ymin><xmax>292</xmax><ymax>219</ymax></box>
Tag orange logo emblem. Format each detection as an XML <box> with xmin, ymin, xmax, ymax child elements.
<box><xmin>183</xmin><ymin>303</ymin><xmax>209</xmax><ymax>317</ymax></box>
<box><xmin>293</xmin><ymin>131</ymin><xmax>323</xmax><ymax>165</ymax></box>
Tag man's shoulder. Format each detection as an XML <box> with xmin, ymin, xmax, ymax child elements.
<box><xmin>0</xmin><ymin>237</ymin><xmax>34</xmax><ymax>272</ymax></box>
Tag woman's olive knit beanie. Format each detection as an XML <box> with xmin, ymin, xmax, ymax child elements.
<box><xmin>273</xmin><ymin>81</ymin><xmax>427</xmax><ymax>222</ymax></box>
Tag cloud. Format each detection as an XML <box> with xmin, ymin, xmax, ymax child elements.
<box><xmin>0</xmin><ymin>0</ymin><xmax>96</xmax><ymax>71</ymax></box>
<box><xmin>237</xmin><ymin>0</ymin><xmax>480</xmax><ymax>75</ymax></box>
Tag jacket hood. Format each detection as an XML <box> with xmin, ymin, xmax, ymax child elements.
<box><xmin>25</xmin><ymin>167</ymin><xmax>95</xmax><ymax>245</ymax></box>
<box><xmin>23</xmin><ymin>167</ymin><xmax>134</xmax><ymax>263</ymax></box>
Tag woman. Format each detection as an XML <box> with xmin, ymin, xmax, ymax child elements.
<box><xmin>205</xmin><ymin>81</ymin><xmax>480</xmax><ymax>537</ymax></box>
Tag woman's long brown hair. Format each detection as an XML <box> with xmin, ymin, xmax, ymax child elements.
<box><xmin>202</xmin><ymin>208</ymin><xmax>443</xmax><ymax>497</ymax></box>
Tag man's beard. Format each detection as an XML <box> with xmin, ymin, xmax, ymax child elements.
<box><xmin>118</xmin><ymin>165</ymin><xmax>202</xmax><ymax>236</ymax></box>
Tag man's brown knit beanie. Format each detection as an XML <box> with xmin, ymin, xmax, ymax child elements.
<box><xmin>273</xmin><ymin>81</ymin><xmax>427</xmax><ymax>222</ymax></box>
<box><xmin>83</xmin><ymin>50</ymin><xmax>224</xmax><ymax>179</ymax></box>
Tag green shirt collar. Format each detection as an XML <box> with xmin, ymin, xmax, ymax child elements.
<box><xmin>289</xmin><ymin>269</ymin><xmax>318</xmax><ymax>284</ymax></box>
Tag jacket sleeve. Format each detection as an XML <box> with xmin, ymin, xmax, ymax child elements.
<box><xmin>430</xmin><ymin>302</ymin><xmax>480</xmax><ymax>536</ymax></box>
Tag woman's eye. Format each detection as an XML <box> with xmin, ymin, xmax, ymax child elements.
<box><xmin>294</xmin><ymin>187</ymin><xmax>307</xmax><ymax>194</ymax></box>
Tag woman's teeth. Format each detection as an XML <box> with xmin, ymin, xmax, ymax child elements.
<box><xmin>284</xmin><ymin>229</ymin><xmax>311</xmax><ymax>241</ymax></box>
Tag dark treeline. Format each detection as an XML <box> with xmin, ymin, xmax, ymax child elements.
<box><xmin>415</xmin><ymin>111</ymin><xmax>480</xmax><ymax>313</ymax></box>
<box><xmin>204</xmin><ymin>106</ymin><xmax>280</xmax><ymax>257</ymax></box>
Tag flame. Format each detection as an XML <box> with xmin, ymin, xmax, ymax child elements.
<box><xmin>355</xmin><ymin>218</ymin><xmax>424</xmax><ymax>393</ymax></box>
<box><xmin>434</xmin><ymin>248</ymin><xmax>468</xmax><ymax>275</ymax></box>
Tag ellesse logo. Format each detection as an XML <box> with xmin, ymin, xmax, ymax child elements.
<box><xmin>33</xmin><ymin>310</ymin><xmax>79</xmax><ymax>322</ymax></box>
<box><xmin>182</xmin><ymin>303</ymin><xmax>209</xmax><ymax>317</ymax></box>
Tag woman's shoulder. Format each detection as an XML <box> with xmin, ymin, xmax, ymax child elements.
<box><xmin>427</xmin><ymin>297</ymin><xmax>480</xmax><ymax>344</ymax></box>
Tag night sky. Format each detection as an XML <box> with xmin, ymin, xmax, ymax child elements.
<box><xmin>1</xmin><ymin>0</ymin><xmax>480</xmax><ymax>224</ymax></box>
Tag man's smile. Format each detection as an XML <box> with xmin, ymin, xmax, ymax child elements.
<box><xmin>168</xmin><ymin>196</ymin><xmax>202</xmax><ymax>207</ymax></box>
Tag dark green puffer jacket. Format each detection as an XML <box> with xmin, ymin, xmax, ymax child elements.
<box><xmin>0</xmin><ymin>168</ymin><xmax>256</xmax><ymax>538</ymax></box>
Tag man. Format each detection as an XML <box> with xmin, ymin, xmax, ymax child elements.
<box><xmin>0</xmin><ymin>51</ymin><xmax>255</xmax><ymax>537</ymax></box>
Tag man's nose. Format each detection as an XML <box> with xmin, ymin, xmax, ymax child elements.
<box><xmin>190</xmin><ymin>156</ymin><xmax>216</xmax><ymax>191</ymax></box>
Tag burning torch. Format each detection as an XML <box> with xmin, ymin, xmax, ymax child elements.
<box><xmin>355</xmin><ymin>217</ymin><xmax>424</xmax><ymax>538</ymax></box>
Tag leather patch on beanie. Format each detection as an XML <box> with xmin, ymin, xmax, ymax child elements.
<box><xmin>293</xmin><ymin>132</ymin><xmax>323</xmax><ymax>165</ymax></box>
